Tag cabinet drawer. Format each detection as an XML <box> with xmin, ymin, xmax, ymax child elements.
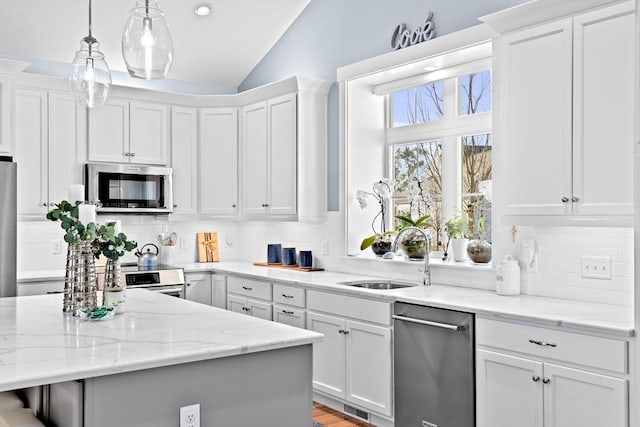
<box><xmin>273</xmin><ymin>284</ymin><xmax>305</xmax><ymax>308</ymax></box>
<box><xmin>307</xmin><ymin>290</ymin><xmax>391</xmax><ymax>326</ymax></box>
<box><xmin>273</xmin><ymin>304</ymin><xmax>306</xmax><ymax>329</ymax></box>
<box><xmin>227</xmin><ymin>276</ymin><xmax>271</xmax><ymax>301</ymax></box>
<box><xmin>477</xmin><ymin>317</ymin><xmax>627</xmax><ymax>373</ymax></box>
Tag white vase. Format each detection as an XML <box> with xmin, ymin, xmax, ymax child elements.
<box><xmin>451</xmin><ymin>238</ymin><xmax>469</xmax><ymax>262</ymax></box>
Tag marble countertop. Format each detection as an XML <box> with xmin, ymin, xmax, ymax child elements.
<box><xmin>0</xmin><ymin>289</ymin><xmax>322</xmax><ymax>392</ymax></box>
<box><xmin>185</xmin><ymin>261</ymin><xmax>635</xmax><ymax>337</ymax></box>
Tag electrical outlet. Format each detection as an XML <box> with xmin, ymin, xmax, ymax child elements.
<box><xmin>50</xmin><ymin>240</ymin><xmax>61</xmax><ymax>254</ymax></box>
<box><xmin>180</xmin><ymin>404</ymin><xmax>200</xmax><ymax>427</ymax></box>
<box><xmin>581</xmin><ymin>256</ymin><xmax>612</xmax><ymax>280</ymax></box>
<box><xmin>321</xmin><ymin>240</ymin><xmax>329</xmax><ymax>256</ymax></box>
<box><xmin>180</xmin><ymin>236</ymin><xmax>188</xmax><ymax>249</ymax></box>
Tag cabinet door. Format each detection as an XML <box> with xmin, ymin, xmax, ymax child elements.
<box><xmin>88</xmin><ymin>99</ymin><xmax>129</xmax><ymax>163</ymax></box>
<box><xmin>572</xmin><ymin>3</ymin><xmax>635</xmax><ymax>216</ymax></box>
<box><xmin>170</xmin><ymin>107</ymin><xmax>197</xmax><ymax>215</ymax></box>
<box><xmin>47</xmin><ymin>92</ymin><xmax>86</xmax><ymax>204</ymax></box>
<box><xmin>495</xmin><ymin>19</ymin><xmax>573</xmax><ymax>215</ymax></box>
<box><xmin>306</xmin><ymin>311</ymin><xmax>346</xmax><ymax>398</ymax></box>
<box><xmin>185</xmin><ymin>273</ymin><xmax>212</xmax><ymax>305</ymax></box>
<box><xmin>247</xmin><ymin>298</ymin><xmax>272</xmax><ymax>321</ymax></box>
<box><xmin>227</xmin><ymin>294</ymin><xmax>247</xmax><ymax>314</ymax></box>
<box><xmin>199</xmin><ymin>108</ymin><xmax>238</xmax><ymax>216</ymax></box>
<box><xmin>476</xmin><ymin>350</ymin><xmax>543</xmax><ymax>427</ymax></box>
<box><xmin>544</xmin><ymin>363</ymin><xmax>627</xmax><ymax>427</ymax></box>
<box><xmin>242</xmin><ymin>101</ymin><xmax>268</xmax><ymax>214</ymax></box>
<box><xmin>211</xmin><ymin>274</ymin><xmax>227</xmax><ymax>309</ymax></box>
<box><xmin>129</xmin><ymin>101</ymin><xmax>169</xmax><ymax>165</ymax></box>
<box><xmin>15</xmin><ymin>88</ymin><xmax>47</xmax><ymax>216</ymax></box>
<box><xmin>273</xmin><ymin>304</ymin><xmax>305</xmax><ymax>329</ymax></box>
<box><xmin>345</xmin><ymin>319</ymin><xmax>392</xmax><ymax>416</ymax></box>
<box><xmin>0</xmin><ymin>75</ymin><xmax>11</xmax><ymax>154</ymax></box>
<box><xmin>267</xmin><ymin>93</ymin><xmax>297</xmax><ymax>215</ymax></box>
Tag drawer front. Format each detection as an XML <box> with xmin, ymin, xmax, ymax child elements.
<box><xmin>273</xmin><ymin>284</ymin><xmax>305</xmax><ymax>308</ymax></box>
<box><xmin>307</xmin><ymin>289</ymin><xmax>391</xmax><ymax>326</ymax></box>
<box><xmin>227</xmin><ymin>276</ymin><xmax>271</xmax><ymax>301</ymax></box>
<box><xmin>477</xmin><ymin>317</ymin><xmax>627</xmax><ymax>373</ymax></box>
<box><xmin>273</xmin><ymin>304</ymin><xmax>306</xmax><ymax>328</ymax></box>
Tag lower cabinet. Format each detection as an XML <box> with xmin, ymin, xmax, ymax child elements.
<box><xmin>273</xmin><ymin>304</ymin><xmax>305</xmax><ymax>328</ymax></box>
<box><xmin>211</xmin><ymin>273</ymin><xmax>227</xmax><ymax>309</ymax></box>
<box><xmin>476</xmin><ymin>317</ymin><xmax>629</xmax><ymax>427</ymax></box>
<box><xmin>17</xmin><ymin>279</ymin><xmax>65</xmax><ymax>296</ymax></box>
<box><xmin>184</xmin><ymin>273</ymin><xmax>212</xmax><ymax>305</ymax></box>
<box><xmin>306</xmin><ymin>290</ymin><xmax>392</xmax><ymax>419</ymax></box>
<box><xmin>227</xmin><ymin>294</ymin><xmax>272</xmax><ymax>320</ymax></box>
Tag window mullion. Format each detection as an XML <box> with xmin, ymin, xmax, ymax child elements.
<box><xmin>441</xmin><ymin>78</ymin><xmax>460</xmax><ymax>228</ymax></box>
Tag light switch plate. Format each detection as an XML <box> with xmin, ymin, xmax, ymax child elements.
<box><xmin>581</xmin><ymin>256</ymin><xmax>612</xmax><ymax>280</ymax></box>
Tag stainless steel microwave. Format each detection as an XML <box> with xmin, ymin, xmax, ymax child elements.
<box><xmin>85</xmin><ymin>163</ymin><xmax>173</xmax><ymax>214</ymax></box>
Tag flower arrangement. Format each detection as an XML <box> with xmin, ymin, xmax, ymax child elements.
<box><xmin>356</xmin><ymin>179</ymin><xmax>394</xmax><ymax>252</ymax></box>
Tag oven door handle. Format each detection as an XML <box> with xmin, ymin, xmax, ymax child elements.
<box><xmin>152</xmin><ymin>286</ymin><xmax>184</xmax><ymax>295</ymax></box>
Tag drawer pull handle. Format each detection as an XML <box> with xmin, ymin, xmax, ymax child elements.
<box><xmin>242</xmin><ymin>307</ymin><xmax>250</xmax><ymax>312</ymax></box>
<box><xmin>529</xmin><ymin>339</ymin><xmax>557</xmax><ymax>347</ymax></box>
<box><xmin>542</xmin><ymin>377</ymin><xmax>551</xmax><ymax>384</ymax></box>
<box><xmin>532</xmin><ymin>375</ymin><xmax>540</xmax><ymax>382</ymax></box>
<box><xmin>338</xmin><ymin>329</ymin><xmax>350</xmax><ymax>335</ymax></box>
<box><xmin>282</xmin><ymin>310</ymin><xmax>294</xmax><ymax>315</ymax></box>
<box><xmin>282</xmin><ymin>294</ymin><xmax>294</xmax><ymax>299</ymax></box>
<box><xmin>242</xmin><ymin>286</ymin><xmax>253</xmax><ymax>291</ymax></box>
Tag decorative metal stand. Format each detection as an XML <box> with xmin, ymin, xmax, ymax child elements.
<box><xmin>63</xmin><ymin>241</ymin><xmax>98</xmax><ymax>316</ymax></box>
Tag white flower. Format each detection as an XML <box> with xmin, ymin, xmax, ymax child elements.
<box><xmin>356</xmin><ymin>190</ymin><xmax>368</xmax><ymax>209</ymax></box>
<box><xmin>373</xmin><ymin>179</ymin><xmax>393</xmax><ymax>199</ymax></box>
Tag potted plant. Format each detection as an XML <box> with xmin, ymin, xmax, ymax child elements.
<box><xmin>467</xmin><ymin>216</ymin><xmax>492</xmax><ymax>263</ymax></box>
<box><xmin>394</xmin><ymin>214</ymin><xmax>431</xmax><ymax>259</ymax></box>
<box><xmin>444</xmin><ymin>212</ymin><xmax>469</xmax><ymax>262</ymax></box>
<box><xmin>356</xmin><ymin>179</ymin><xmax>395</xmax><ymax>256</ymax></box>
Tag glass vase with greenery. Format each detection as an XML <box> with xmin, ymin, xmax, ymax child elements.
<box><xmin>356</xmin><ymin>179</ymin><xmax>394</xmax><ymax>256</ymax></box>
<box><xmin>443</xmin><ymin>211</ymin><xmax>470</xmax><ymax>261</ymax></box>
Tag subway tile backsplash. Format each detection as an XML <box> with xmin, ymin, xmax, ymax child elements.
<box><xmin>17</xmin><ymin>219</ymin><xmax>633</xmax><ymax>307</ymax></box>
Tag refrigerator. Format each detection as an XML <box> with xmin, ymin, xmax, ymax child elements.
<box><xmin>0</xmin><ymin>157</ymin><xmax>16</xmax><ymax>297</ymax></box>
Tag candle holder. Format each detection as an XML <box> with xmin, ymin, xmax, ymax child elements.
<box><xmin>63</xmin><ymin>241</ymin><xmax>98</xmax><ymax>316</ymax></box>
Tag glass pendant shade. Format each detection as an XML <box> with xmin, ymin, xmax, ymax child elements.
<box><xmin>70</xmin><ymin>37</ymin><xmax>112</xmax><ymax>108</ymax></box>
<box><xmin>122</xmin><ymin>0</ymin><xmax>173</xmax><ymax>79</ymax></box>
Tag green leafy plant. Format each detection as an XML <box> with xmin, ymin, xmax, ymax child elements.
<box><xmin>395</xmin><ymin>213</ymin><xmax>431</xmax><ymax>231</ymax></box>
<box><xmin>46</xmin><ymin>201</ymin><xmax>136</xmax><ymax>259</ymax></box>
<box><xmin>444</xmin><ymin>211</ymin><xmax>469</xmax><ymax>239</ymax></box>
<box><xmin>360</xmin><ymin>231</ymin><xmax>394</xmax><ymax>251</ymax></box>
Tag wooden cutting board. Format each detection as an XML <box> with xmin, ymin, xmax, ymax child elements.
<box><xmin>197</xmin><ymin>232</ymin><xmax>219</xmax><ymax>262</ymax></box>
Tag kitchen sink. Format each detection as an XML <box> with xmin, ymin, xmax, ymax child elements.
<box><xmin>337</xmin><ymin>280</ymin><xmax>415</xmax><ymax>290</ymax></box>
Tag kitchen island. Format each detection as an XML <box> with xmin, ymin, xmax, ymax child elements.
<box><xmin>0</xmin><ymin>289</ymin><xmax>322</xmax><ymax>427</ymax></box>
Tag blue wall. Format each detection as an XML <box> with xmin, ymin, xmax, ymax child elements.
<box><xmin>240</xmin><ymin>0</ymin><xmax>526</xmax><ymax>211</ymax></box>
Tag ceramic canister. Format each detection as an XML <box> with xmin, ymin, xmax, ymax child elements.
<box><xmin>496</xmin><ymin>255</ymin><xmax>520</xmax><ymax>296</ymax></box>
<box><xmin>282</xmin><ymin>247</ymin><xmax>297</xmax><ymax>266</ymax></box>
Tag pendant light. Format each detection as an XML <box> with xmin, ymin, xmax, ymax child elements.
<box><xmin>122</xmin><ymin>0</ymin><xmax>173</xmax><ymax>79</ymax></box>
<box><xmin>70</xmin><ymin>0</ymin><xmax>112</xmax><ymax>108</ymax></box>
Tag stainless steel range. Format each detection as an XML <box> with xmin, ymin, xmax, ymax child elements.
<box><xmin>120</xmin><ymin>263</ymin><xmax>185</xmax><ymax>298</ymax></box>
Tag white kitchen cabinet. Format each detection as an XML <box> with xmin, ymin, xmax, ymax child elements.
<box><xmin>0</xmin><ymin>75</ymin><xmax>11</xmax><ymax>154</ymax></box>
<box><xmin>15</xmin><ymin>89</ymin><xmax>86</xmax><ymax>216</ymax></box>
<box><xmin>273</xmin><ymin>304</ymin><xmax>306</xmax><ymax>329</ymax></box>
<box><xmin>227</xmin><ymin>294</ymin><xmax>272</xmax><ymax>320</ymax></box>
<box><xmin>17</xmin><ymin>279</ymin><xmax>65</xmax><ymax>296</ymax></box>
<box><xmin>211</xmin><ymin>273</ymin><xmax>227</xmax><ymax>309</ymax></box>
<box><xmin>199</xmin><ymin>107</ymin><xmax>238</xmax><ymax>217</ymax></box>
<box><xmin>170</xmin><ymin>106</ymin><xmax>197</xmax><ymax>215</ymax></box>
<box><xmin>494</xmin><ymin>2</ymin><xmax>635</xmax><ymax>220</ymax></box>
<box><xmin>242</xmin><ymin>93</ymin><xmax>297</xmax><ymax>217</ymax></box>
<box><xmin>88</xmin><ymin>99</ymin><xmax>169</xmax><ymax>165</ymax></box>
<box><xmin>226</xmin><ymin>276</ymin><xmax>272</xmax><ymax>320</ymax></box>
<box><xmin>306</xmin><ymin>290</ymin><xmax>393</xmax><ymax>418</ymax></box>
<box><xmin>476</xmin><ymin>317</ymin><xmax>629</xmax><ymax>427</ymax></box>
<box><xmin>272</xmin><ymin>283</ymin><xmax>306</xmax><ymax>328</ymax></box>
<box><xmin>184</xmin><ymin>273</ymin><xmax>211</xmax><ymax>305</ymax></box>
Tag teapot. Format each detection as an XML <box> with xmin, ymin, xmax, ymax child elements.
<box><xmin>135</xmin><ymin>243</ymin><xmax>159</xmax><ymax>269</ymax></box>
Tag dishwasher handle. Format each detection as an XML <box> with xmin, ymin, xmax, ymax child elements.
<box><xmin>393</xmin><ymin>314</ymin><xmax>466</xmax><ymax>332</ymax></box>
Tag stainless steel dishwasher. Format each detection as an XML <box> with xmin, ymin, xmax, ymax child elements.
<box><xmin>393</xmin><ymin>302</ymin><xmax>475</xmax><ymax>427</ymax></box>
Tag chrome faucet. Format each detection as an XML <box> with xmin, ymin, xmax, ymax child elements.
<box><xmin>391</xmin><ymin>227</ymin><xmax>431</xmax><ymax>286</ymax></box>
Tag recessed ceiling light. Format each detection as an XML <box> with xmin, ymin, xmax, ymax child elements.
<box><xmin>195</xmin><ymin>3</ymin><xmax>212</xmax><ymax>16</ymax></box>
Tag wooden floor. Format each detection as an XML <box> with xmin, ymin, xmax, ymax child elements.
<box><xmin>313</xmin><ymin>402</ymin><xmax>374</xmax><ymax>427</ymax></box>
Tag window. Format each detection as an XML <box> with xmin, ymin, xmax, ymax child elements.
<box><xmin>387</xmin><ymin>67</ymin><xmax>492</xmax><ymax>250</ymax></box>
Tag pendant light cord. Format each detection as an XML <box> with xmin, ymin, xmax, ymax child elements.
<box><xmin>88</xmin><ymin>0</ymin><xmax>92</xmax><ymax>39</ymax></box>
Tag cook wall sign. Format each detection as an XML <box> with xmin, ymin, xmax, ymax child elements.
<box><xmin>391</xmin><ymin>12</ymin><xmax>436</xmax><ymax>50</ymax></box>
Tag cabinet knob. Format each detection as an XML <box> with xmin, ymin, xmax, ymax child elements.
<box><xmin>41</xmin><ymin>202</ymin><xmax>48</xmax><ymax>207</ymax></box>
<box><xmin>532</xmin><ymin>375</ymin><xmax>540</xmax><ymax>382</ymax></box>
<box><xmin>561</xmin><ymin>197</ymin><xmax>569</xmax><ymax>203</ymax></box>
<box><xmin>124</xmin><ymin>153</ymin><xmax>130</xmax><ymax>157</ymax></box>
<box><xmin>130</xmin><ymin>153</ymin><xmax>136</xmax><ymax>157</ymax></box>
<box><xmin>186</xmin><ymin>282</ymin><xmax>191</xmax><ymax>286</ymax></box>
<box><xmin>173</xmin><ymin>204</ymin><xmax>178</xmax><ymax>208</ymax></box>
<box><xmin>232</xmin><ymin>204</ymin><xmax>237</xmax><ymax>208</ymax></box>
<box><xmin>542</xmin><ymin>377</ymin><xmax>551</xmax><ymax>384</ymax></box>
<box><xmin>571</xmin><ymin>196</ymin><xmax>579</xmax><ymax>203</ymax></box>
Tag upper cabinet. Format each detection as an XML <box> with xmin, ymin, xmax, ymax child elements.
<box><xmin>0</xmin><ymin>75</ymin><xmax>11</xmax><ymax>155</ymax></box>
<box><xmin>199</xmin><ymin>107</ymin><xmax>239</xmax><ymax>217</ymax></box>
<box><xmin>89</xmin><ymin>99</ymin><xmax>169</xmax><ymax>165</ymax></box>
<box><xmin>15</xmin><ymin>88</ymin><xmax>86</xmax><ymax>216</ymax></box>
<box><xmin>242</xmin><ymin>93</ymin><xmax>297</xmax><ymax>217</ymax></box>
<box><xmin>171</xmin><ymin>106</ymin><xmax>198</xmax><ymax>216</ymax></box>
<box><xmin>493</xmin><ymin>2</ymin><xmax>636</xmax><ymax>222</ymax></box>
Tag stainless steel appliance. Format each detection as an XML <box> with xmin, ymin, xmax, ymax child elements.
<box><xmin>393</xmin><ymin>302</ymin><xmax>475</xmax><ymax>427</ymax></box>
<box><xmin>0</xmin><ymin>157</ymin><xmax>17</xmax><ymax>297</ymax></box>
<box><xmin>121</xmin><ymin>263</ymin><xmax>185</xmax><ymax>298</ymax></box>
<box><xmin>86</xmin><ymin>163</ymin><xmax>173</xmax><ymax>214</ymax></box>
